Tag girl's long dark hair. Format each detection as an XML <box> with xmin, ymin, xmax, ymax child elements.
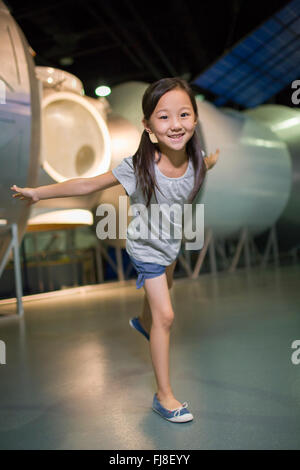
<box><xmin>132</xmin><ymin>77</ymin><xmax>207</xmax><ymax>207</ymax></box>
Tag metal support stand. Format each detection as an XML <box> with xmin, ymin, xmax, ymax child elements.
<box><xmin>228</xmin><ymin>227</ymin><xmax>251</xmax><ymax>273</ymax></box>
<box><xmin>32</xmin><ymin>232</ymin><xmax>44</xmax><ymax>292</ymax></box>
<box><xmin>215</xmin><ymin>238</ymin><xmax>229</xmax><ymax>269</ymax></box>
<box><xmin>191</xmin><ymin>227</ymin><xmax>216</xmax><ymax>278</ymax></box>
<box><xmin>228</xmin><ymin>225</ymin><xmax>279</xmax><ymax>272</ymax></box>
<box><xmin>115</xmin><ymin>246</ymin><xmax>125</xmax><ymax>281</ymax></box>
<box><xmin>66</xmin><ymin>229</ymin><xmax>78</xmax><ymax>287</ymax></box>
<box><xmin>178</xmin><ymin>227</ymin><xmax>216</xmax><ymax>278</ymax></box>
<box><xmin>125</xmin><ymin>260</ymin><xmax>134</xmax><ymax>278</ymax></box>
<box><xmin>178</xmin><ymin>252</ymin><xmax>193</xmax><ymax>277</ymax></box>
<box><xmin>95</xmin><ymin>243</ymin><xmax>104</xmax><ymax>283</ymax></box>
<box><xmin>97</xmin><ymin>243</ymin><xmax>125</xmax><ymax>281</ymax></box>
<box><xmin>178</xmin><ymin>224</ymin><xmax>280</xmax><ymax>279</ymax></box>
<box><xmin>260</xmin><ymin>225</ymin><xmax>279</xmax><ymax>268</ymax></box>
<box><xmin>0</xmin><ymin>223</ymin><xmax>24</xmax><ymax>316</ymax></box>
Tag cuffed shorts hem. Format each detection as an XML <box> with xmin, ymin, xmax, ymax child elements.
<box><xmin>128</xmin><ymin>255</ymin><xmax>166</xmax><ymax>289</ymax></box>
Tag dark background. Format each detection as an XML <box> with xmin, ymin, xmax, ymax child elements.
<box><xmin>4</xmin><ymin>0</ymin><xmax>294</xmax><ymax>107</ymax></box>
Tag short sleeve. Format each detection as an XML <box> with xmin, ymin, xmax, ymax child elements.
<box><xmin>112</xmin><ymin>156</ymin><xmax>137</xmax><ymax>197</ymax></box>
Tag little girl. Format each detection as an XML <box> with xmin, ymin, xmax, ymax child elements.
<box><xmin>11</xmin><ymin>77</ymin><xmax>219</xmax><ymax>423</ymax></box>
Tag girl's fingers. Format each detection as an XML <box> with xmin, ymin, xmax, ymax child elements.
<box><xmin>11</xmin><ymin>187</ymin><xmax>32</xmax><ymax>202</ymax></box>
<box><xmin>204</xmin><ymin>149</ymin><xmax>219</xmax><ymax>170</ymax></box>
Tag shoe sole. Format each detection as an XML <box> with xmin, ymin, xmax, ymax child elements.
<box><xmin>152</xmin><ymin>407</ymin><xmax>194</xmax><ymax>423</ymax></box>
<box><xmin>129</xmin><ymin>318</ymin><xmax>149</xmax><ymax>340</ymax></box>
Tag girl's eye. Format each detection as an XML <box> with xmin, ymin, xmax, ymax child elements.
<box><xmin>159</xmin><ymin>113</ymin><xmax>190</xmax><ymax>119</ymax></box>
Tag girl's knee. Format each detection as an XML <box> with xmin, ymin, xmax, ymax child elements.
<box><xmin>153</xmin><ymin>308</ymin><xmax>174</xmax><ymax>329</ymax></box>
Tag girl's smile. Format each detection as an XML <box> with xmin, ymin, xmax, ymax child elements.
<box><xmin>168</xmin><ymin>133</ymin><xmax>185</xmax><ymax>142</ymax></box>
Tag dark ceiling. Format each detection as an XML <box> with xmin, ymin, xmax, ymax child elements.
<box><xmin>4</xmin><ymin>0</ymin><xmax>294</xmax><ymax>106</ymax></box>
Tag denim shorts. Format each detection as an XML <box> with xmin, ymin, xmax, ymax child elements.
<box><xmin>128</xmin><ymin>255</ymin><xmax>166</xmax><ymax>289</ymax></box>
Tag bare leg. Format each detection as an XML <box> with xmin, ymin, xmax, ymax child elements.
<box><xmin>139</xmin><ymin>259</ymin><xmax>177</xmax><ymax>335</ymax></box>
<box><xmin>143</xmin><ymin>272</ymin><xmax>182</xmax><ymax>411</ymax></box>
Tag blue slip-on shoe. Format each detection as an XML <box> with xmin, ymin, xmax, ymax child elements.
<box><xmin>129</xmin><ymin>316</ymin><xmax>150</xmax><ymax>341</ymax></box>
<box><xmin>152</xmin><ymin>393</ymin><xmax>194</xmax><ymax>423</ymax></box>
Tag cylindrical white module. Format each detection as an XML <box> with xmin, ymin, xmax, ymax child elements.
<box><xmin>107</xmin><ymin>81</ymin><xmax>150</xmax><ymax>133</ymax></box>
<box><xmin>35</xmin><ymin>66</ymin><xmax>85</xmax><ymax>95</ymax></box>
<box><xmin>188</xmin><ymin>99</ymin><xmax>292</xmax><ymax>241</ymax></box>
<box><xmin>28</xmin><ymin>67</ymin><xmax>112</xmax><ymax>226</ymax></box>
<box><xmin>244</xmin><ymin>104</ymin><xmax>300</xmax><ymax>249</ymax></box>
<box><xmin>0</xmin><ymin>0</ymin><xmax>41</xmax><ymax>263</ymax></box>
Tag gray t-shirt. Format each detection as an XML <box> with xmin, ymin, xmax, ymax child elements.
<box><xmin>112</xmin><ymin>155</ymin><xmax>195</xmax><ymax>265</ymax></box>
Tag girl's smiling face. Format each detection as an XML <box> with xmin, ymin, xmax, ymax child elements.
<box><xmin>143</xmin><ymin>87</ymin><xmax>198</xmax><ymax>152</ymax></box>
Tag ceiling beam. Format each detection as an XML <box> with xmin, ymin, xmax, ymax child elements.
<box><xmin>8</xmin><ymin>1</ymin><xmax>72</xmax><ymax>19</ymax></box>
<box><xmin>175</xmin><ymin>0</ymin><xmax>209</xmax><ymax>74</ymax></box>
<box><xmin>125</xmin><ymin>2</ymin><xmax>178</xmax><ymax>77</ymax></box>
<box><xmin>84</xmin><ymin>1</ymin><xmax>145</xmax><ymax>72</ymax></box>
<box><xmin>99</xmin><ymin>1</ymin><xmax>162</xmax><ymax>80</ymax></box>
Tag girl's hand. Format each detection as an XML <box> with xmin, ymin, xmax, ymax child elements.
<box><xmin>204</xmin><ymin>148</ymin><xmax>220</xmax><ymax>170</ymax></box>
<box><xmin>10</xmin><ymin>184</ymin><xmax>39</xmax><ymax>206</ymax></box>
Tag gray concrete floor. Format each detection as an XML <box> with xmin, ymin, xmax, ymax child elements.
<box><xmin>0</xmin><ymin>264</ymin><xmax>299</xmax><ymax>450</ymax></box>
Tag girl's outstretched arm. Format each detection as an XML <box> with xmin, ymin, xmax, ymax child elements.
<box><xmin>10</xmin><ymin>171</ymin><xmax>120</xmax><ymax>207</ymax></box>
<box><xmin>204</xmin><ymin>148</ymin><xmax>220</xmax><ymax>170</ymax></box>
